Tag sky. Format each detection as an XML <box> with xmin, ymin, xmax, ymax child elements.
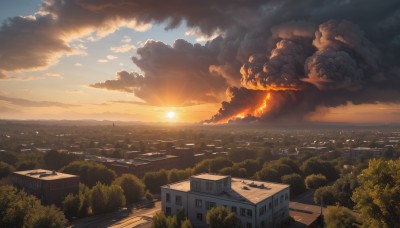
<box><xmin>0</xmin><ymin>0</ymin><xmax>400</xmax><ymax>124</ymax></box>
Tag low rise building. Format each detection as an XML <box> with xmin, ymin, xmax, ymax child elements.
<box><xmin>11</xmin><ymin>169</ymin><xmax>79</xmax><ymax>206</ymax></box>
<box><xmin>161</xmin><ymin>173</ymin><xmax>290</xmax><ymax>228</ymax></box>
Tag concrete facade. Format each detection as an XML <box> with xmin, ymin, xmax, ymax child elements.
<box><xmin>161</xmin><ymin>174</ymin><xmax>290</xmax><ymax>228</ymax></box>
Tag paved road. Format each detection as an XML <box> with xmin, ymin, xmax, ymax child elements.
<box><xmin>71</xmin><ymin>201</ymin><xmax>161</xmax><ymax>228</ymax></box>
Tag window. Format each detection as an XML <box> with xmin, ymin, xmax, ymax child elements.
<box><xmin>280</xmin><ymin>195</ymin><xmax>283</xmax><ymax>204</ymax></box>
<box><xmin>223</xmin><ymin>179</ymin><xmax>228</xmax><ymax>187</ymax></box>
<box><xmin>246</xmin><ymin>222</ymin><xmax>252</xmax><ymax>228</ymax></box>
<box><xmin>247</xmin><ymin>209</ymin><xmax>252</xmax><ymax>217</ymax></box>
<box><xmin>206</xmin><ymin>182</ymin><xmax>213</xmax><ymax>191</ymax></box>
<box><xmin>166</xmin><ymin>207</ymin><xmax>171</xmax><ymax>215</ymax></box>
<box><xmin>166</xmin><ymin>193</ymin><xmax>170</xmax><ymax>203</ymax></box>
<box><xmin>261</xmin><ymin>221</ymin><xmax>265</xmax><ymax>228</ymax></box>
<box><xmin>206</xmin><ymin>201</ymin><xmax>216</xmax><ymax>210</ymax></box>
<box><xmin>195</xmin><ymin>199</ymin><xmax>202</xmax><ymax>208</ymax></box>
<box><xmin>175</xmin><ymin>195</ymin><xmax>182</xmax><ymax>205</ymax></box>
<box><xmin>259</xmin><ymin>205</ymin><xmax>266</xmax><ymax>216</ymax></box>
<box><xmin>285</xmin><ymin>193</ymin><xmax>288</xmax><ymax>200</ymax></box>
<box><xmin>274</xmin><ymin>198</ymin><xmax>278</xmax><ymax>206</ymax></box>
<box><xmin>196</xmin><ymin>213</ymin><xmax>203</xmax><ymax>221</ymax></box>
<box><xmin>269</xmin><ymin>202</ymin><xmax>272</xmax><ymax>209</ymax></box>
<box><xmin>240</xmin><ymin>208</ymin><xmax>246</xmax><ymax>216</ymax></box>
<box><xmin>231</xmin><ymin>206</ymin><xmax>237</xmax><ymax>213</ymax></box>
<box><xmin>192</xmin><ymin>180</ymin><xmax>201</xmax><ymax>191</ymax></box>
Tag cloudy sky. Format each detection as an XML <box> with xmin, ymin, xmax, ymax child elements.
<box><xmin>1</xmin><ymin>0</ymin><xmax>399</xmax><ymax>123</ymax></box>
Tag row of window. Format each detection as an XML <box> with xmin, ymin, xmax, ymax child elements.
<box><xmin>166</xmin><ymin>193</ymin><xmax>182</xmax><ymax>205</ymax></box>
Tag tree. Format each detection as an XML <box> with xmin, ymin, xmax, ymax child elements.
<box><xmin>61</xmin><ymin>161</ymin><xmax>116</xmax><ymax>187</ymax></box>
<box><xmin>62</xmin><ymin>193</ymin><xmax>80</xmax><ymax>219</ymax></box>
<box><xmin>236</xmin><ymin>159</ymin><xmax>261</xmax><ymax>177</ymax></box>
<box><xmin>352</xmin><ymin>159</ymin><xmax>400</xmax><ymax>228</ymax></box>
<box><xmin>305</xmin><ymin>174</ymin><xmax>328</xmax><ymax>189</ymax></box>
<box><xmin>281</xmin><ymin>173</ymin><xmax>306</xmax><ymax>197</ymax></box>
<box><xmin>206</xmin><ymin>206</ymin><xmax>241</xmax><ymax>228</ymax></box>
<box><xmin>314</xmin><ymin>186</ymin><xmax>336</xmax><ymax>206</ymax></box>
<box><xmin>256</xmin><ymin>166</ymin><xmax>280</xmax><ymax>182</ymax></box>
<box><xmin>143</xmin><ymin>170</ymin><xmax>168</xmax><ymax>193</ymax></box>
<box><xmin>0</xmin><ymin>152</ymin><xmax>17</xmax><ymax>165</ymax></box>
<box><xmin>107</xmin><ymin>185</ymin><xmax>126</xmax><ymax>211</ymax></box>
<box><xmin>0</xmin><ymin>161</ymin><xmax>14</xmax><ymax>179</ymax></box>
<box><xmin>181</xmin><ymin>218</ymin><xmax>193</xmax><ymax>228</ymax></box>
<box><xmin>90</xmin><ymin>183</ymin><xmax>110</xmax><ymax>214</ymax></box>
<box><xmin>301</xmin><ymin>158</ymin><xmax>339</xmax><ymax>181</ymax></box>
<box><xmin>0</xmin><ymin>185</ymin><xmax>67</xmax><ymax>227</ymax></box>
<box><xmin>152</xmin><ymin>212</ymin><xmax>168</xmax><ymax>228</ymax></box>
<box><xmin>44</xmin><ymin>150</ymin><xmax>78</xmax><ymax>170</ymax></box>
<box><xmin>208</xmin><ymin>157</ymin><xmax>233</xmax><ymax>173</ymax></box>
<box><xmin>113</xmin><ymin>174</ymin><xmax>145</xmax><ymax>204</ymax></box>
<box><xmin>324</xmin><ymin>205</ymin><xmax>357</xmax><ymax>228</ymax></box>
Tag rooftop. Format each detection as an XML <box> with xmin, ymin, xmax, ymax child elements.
<box><xmin>13</xmin><ymin>169</ymin><xmax>78</xmax><ymax>180</ymax></box>
<box><xmin>192</xmin><ymin>173</ymin><xmax>229</xmax><ymax>181</ymax></box>
<box><xmin>163</xmin><ymin>174</ymin><xmax>289</xmax><ymax>204</ymax></box>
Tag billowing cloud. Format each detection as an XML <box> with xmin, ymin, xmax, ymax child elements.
<box><xmin>91</xmin><ymin>39</ymin><xmax>228</xmax><ymax>106</ymax></box>
<box><xmin>1</xmin><ymin>0</ymin><xmax>400</xmax><ymax>123</ymax></box>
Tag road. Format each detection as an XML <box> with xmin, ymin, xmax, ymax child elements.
<box><xmin>70</xmin><ymin>201</ymin><xmax>161</xmax><ymax>228</ymax></box>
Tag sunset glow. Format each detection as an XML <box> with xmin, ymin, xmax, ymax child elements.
<box><xmin>0</xmin><ymin>0</ymin><xmax>399</xmax><ymax>124</ymax></box>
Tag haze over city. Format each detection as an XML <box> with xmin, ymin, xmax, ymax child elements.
<box><xmin>1</xmin><ymin>0</ymin><xmax>400</xmax><ymax>124</ymax></box>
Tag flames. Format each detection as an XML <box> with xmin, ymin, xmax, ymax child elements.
<box><xmin>219</xmin><ymin>92</ymin><xmax>272</xmax><ymax>123</ymax></box>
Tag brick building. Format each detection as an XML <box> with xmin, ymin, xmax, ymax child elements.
<box><xmin>11</xmin><ymin>169</ymin><xmax>79</xmax><ymax>206</ymax></box>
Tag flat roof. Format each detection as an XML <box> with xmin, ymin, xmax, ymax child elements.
<box><xmin>163</xmin><ymin>175</ymin><xmax>289</xmax><ymax>204</ymax></box>
<box><xmin>13</xmin><ymin>169</ymin><xmax>78</xmax><ymax>180</ymax></box>
<box><xmin>192</xmin><ymin>174</ymin><xmax>229</xmax><ymax>181</ymax></box>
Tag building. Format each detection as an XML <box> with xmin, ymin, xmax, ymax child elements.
<box><xmin>161</xmin><ymin>173</ymin><xmax>290</xmax><ymax>228</ymax></box>
<box><xmin>11</xmin><ymin>169</ymin><xmax>79</xmax><ymax>206</ymax></box>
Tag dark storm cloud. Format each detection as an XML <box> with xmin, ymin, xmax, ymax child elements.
<box><xmin>1</xmin><ymin>0</ymin><xmax>400</xmax><ymax>121</ymax></box>
<box><xmin>90</xmin><ymin>39</ymin><xmax>228</xmax><ymax>106</ymax></box>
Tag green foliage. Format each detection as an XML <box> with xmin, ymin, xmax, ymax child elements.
<box><xmin>208</xmin><ymin>157</ymin><xmax>233</xmax><ymax>173</ymax></box>
<box><xmin>206</xmin><ymin>206</ymin><xmax>241</xmax><ymax>228</ymax></box>
<box><xmin>324</xmin><ymin>205</ymin><xmax>357</xmax><ymax>228</ymax></box>
<box><xmin>305</xmin><ymin>174</ymin><xmax>328</xmax><ymax>189</ymax></box>
<box><xmin>0</xmin><ymin>185</ymin><xmax>67</xmax><ymax>228</ymax></box>
<box><xmin>43</xmin><ymin>150</ymin><xmax>78</xmax><ymax>170</ymax></box>
<box><xmin>0</xmin><ymin>161</ymin><xmax>15</xmax><ymax>179</ymax></box>
<box><xmin>90</xmin><ymin>183</ymin><xmax>109</xmax><ymax>214</ymax></box>
<box><xmin>281</xmin><ymin>173</ymin><xmax>306</xmax><ymax>197</ymax></box>
<box><xmin>152</xmin><ymin>212</ymin><xmax>168</xmax><ymax>228</ymax></box>
<box><xmin>0</xmin><ymin>152</ymin><xmax>18</xmax><ymax>165</ymax></box>
<box><xmin>228</xmin><ymin>148</ymin><xmax>257</xmax><ymax>162</ymax></box>
<box><xmin>256</xmin><ymin>166</ymin><xmax>280</xmax><ymax>182</ymax></box>
<box><xmin>236</xmin><ymin>159</ymin><xmax>261</xmax><ymax>177</ymax></box>
<box><xmin>181</xmin><ymin>218</ymin><xmax>193</xmax><ymax>228</ymax></box>
<box><xmin>62</xmin><ymin>193</ymin><xmax>80</xmax><ymax>219</ymax></box>
<box><xmin>193</xmin><ymin>157</ymin><xmax>233</xmax><ymax>174</ymax></box>
<box><xmin>301</xmin><ymin>158</ymin><xmax>339</xmax><ymax>181</ymax></box>
<box><xmin>113</xmin><ymin>173</ymin><xmax>145</xmax><ymax>204</ymax></box>
<box><xmin>152</xmin><ymin>211</ymin><xmax>192</xmax><ymax>228</ymax></box>
<box><xmin>314</xmin><ymin>186</ymin><xmax>336</xmax><ymax>206</ymax></box>
<box><xmin>16</xmin><ymin>161</ymin><xmax>37</xmax><ymax>171</ymax></box>
<box><xmin>352</xmin><ymin>159</ymin><xmax>400</xmax><ymax>228</ymax></box>
<box><xmin>61</xmin><ymin>161</ymin><xmax>116</xmax><ymax>187</ymax></box>
<box><xmin>167</xmin><ymin>168</ymin><xmax>192</xmax><ymax>183</ymax></box>
<box><xmin>143</xmin><ymin>170</ymin><xmax>168</xmax><ymax>193</ymax></box>
<box><xmin>107</xmin><ymin>184</ymin><xmax>126</xmax><ymax>211</ymax></box>
<box><xmin>219</xmin><ymin>165</ymin><xmax>247</xmax><ymax>178</ymax></box>
<box><xmin>277</xmin><ymin>157</ymin><xmax>301</xmax><ymax>174</ymax></box>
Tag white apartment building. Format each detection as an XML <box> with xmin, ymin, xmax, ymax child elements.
<box><xmin>161</xmin><ymin>173</ymin><xmax>290</xmax><ymax>228</ymax></box>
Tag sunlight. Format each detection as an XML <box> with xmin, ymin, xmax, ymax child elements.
<box><xmin>166</xmin><ymin>111</ymin><xmax>176</xmax><ymax>120</ymax></box>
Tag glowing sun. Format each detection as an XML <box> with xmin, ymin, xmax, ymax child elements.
<box><xmin>166</xmin><ymin>111</ymin><xmax>176</xmax><ymax>120</ymax></box>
